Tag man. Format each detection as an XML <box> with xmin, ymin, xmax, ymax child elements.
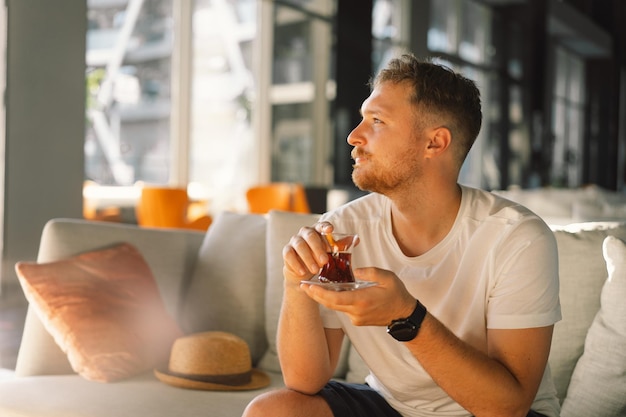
<box><xmin>243</xmin><ymin>54</ymin><xmax>561</xmax><ymax>417</ymax></box>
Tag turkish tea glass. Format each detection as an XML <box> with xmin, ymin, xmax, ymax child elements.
<box><xmin>318</xmin><ymin>232</ymin><xmax>358</xmax><ymax>283</ymax></box>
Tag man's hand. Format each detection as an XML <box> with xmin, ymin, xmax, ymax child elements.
<box><xmin>301</xmin><ymin>267</ymin><xmax>417</xmax><ymax>327</ymax></box>
<box><xmin>278</xmin><ymin>221</ymin><xmax>346</xmax><ymax>393</ymax></box>
<box><xmin>282</xmin><ymin>222</ymin><xmax>336</xmax><ymax>286</ymax></box>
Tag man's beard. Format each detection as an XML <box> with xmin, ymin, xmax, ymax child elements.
<box><xmin>352</xmin><ymin>167</ymin><xmax>382</xmax><ymax>192</ymax></box>
<box><xmin>352</xmin><ymin>161</ymin><xmax>421</xmax><ymax>195</ymax></box>
<box><xmin>352</xmin><ymin>158</ymin><xmax>422</xmax><ymax>195</ymax></box>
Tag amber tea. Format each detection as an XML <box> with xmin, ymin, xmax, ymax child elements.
<box><xmin>319</xmin><ymin>252</ymin><xmax>355</xmax><ymax>283</ymax></box>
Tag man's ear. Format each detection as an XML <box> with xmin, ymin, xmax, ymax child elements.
<box><xmin>425</xmin><ymin>126</ymin><xmax>452</xmax><ymax>158</ymax></box>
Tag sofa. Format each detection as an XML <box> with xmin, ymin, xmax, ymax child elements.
<box><xmin>0</xmin><ymin>207</ymin><xmax>625</xmax><ymax>417</ymax></box>
<box><xmin>493</xmin><ymin>185</ymin><xmax>626</xmax><ymax>226</ymax></box>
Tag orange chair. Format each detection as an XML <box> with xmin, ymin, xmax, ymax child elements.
<box><xmin>245</xmin><ymin>182</ymin><xmax>310</xmax><ymax>214</ymax></box>
<box><xmin>136</xmin><ymin>186</ymin><xmax>212</xmax><ymax>231</ymax></box>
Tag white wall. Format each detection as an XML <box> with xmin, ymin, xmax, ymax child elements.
<box><xmin>1</xmin><ymin>0</ymin><xmax>86</xmax><ymax>291</ymax></box>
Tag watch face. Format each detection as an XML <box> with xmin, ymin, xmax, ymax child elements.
<box><xmin>388</xmin><ymin>321</ymin><xmax>418</xmax><ymax>342</ymax></box>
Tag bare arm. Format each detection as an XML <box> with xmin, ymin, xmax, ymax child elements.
<box><xmin>277</xmin><ymin>224</ymin><xmax>345</xmax><ymax>394</ymax></box>
<box><xmin>407</xmin><ymin>314</ymin><xmax>553</xmax><ymax>417</ymax></box>
<box><xmin>303</xmin><ymin>267</ymin><xmax>553</xmax><ymax>417</ymax></box>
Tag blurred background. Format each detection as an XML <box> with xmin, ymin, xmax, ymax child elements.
<box><xmin>1</xmin><ymin>0</ymin><xmax>625</xmax><ymax>370</ymax></box>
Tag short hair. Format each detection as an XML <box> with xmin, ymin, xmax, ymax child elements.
<box><xmin>371</xmin><ymin>54</ymin><xmax>482</xmax><ymax>163</ymax></box>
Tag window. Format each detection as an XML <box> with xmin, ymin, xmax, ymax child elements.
<box><xmin>550</xmin><ymin>46</ymin><xmax>585</xmax><ymax>187</ymax></box>
<box><xmin>427</xmin><ymin>0</ymin><xmax>497</xmax><ymax>188</ymax></box>
<box><xmin>372</xmin><ymin>0</ymin><xmax>411</xmax><ymax>71</ymax></box>
<box><xmin>84</xmin><ymin>0</ymin><xmax>536</xmax><ymax>215</ymax></box>
<box><xmin>86</xmin><ymin>0</ymin><xmax>260</xmax><ymax>213</ymax></box>
<box><xmin>188</xmin><ymin>0</ymin><xmax>258</xmax><ymax>212</ymax></box>
<box><xmin>86</xmin><ymin>0</ymin><xmax>173</xmax><ymax>186</ymax></box>
<box><xmin>268</xmin><ymin>0</ymin><xmax>335</xmax><ymax>189</ymax></box>
<box><xmin>85</xmin><ymin>0</ymin><xmax>335</xmax><ymax>214</ymax></box>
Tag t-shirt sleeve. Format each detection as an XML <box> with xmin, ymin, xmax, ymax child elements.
<box><xmin>487</xmin><ymin>218</ymin><xmax>562</xmax><ymax>329</ymax></box>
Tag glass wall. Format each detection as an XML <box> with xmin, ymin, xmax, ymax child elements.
<box><xmin>551</xmin><ymin>46</ymin><xmax>585</xmax><ymax>187</ymax></box>
<box><xmin>427</xmin><ymin>0</ymin><xmax>501</xmax><ymax>189</ymax></box>
<box><xmin>188</xmin><ymin>0</ymin><xmax>258</xmax><ymax>212</ymax></box>
<box><xmin>372</xmin><ymin>0</ymin><xmax>410</xmax><ymax>71</ymax></box>
<box><xmin>269</xmin><ymin>0</ymin><xmax>335</xmax><ymax>188</ymax></box>
<box><xmin>85</xmin><ymin>0</ymin><xmax>334</xmax><ymax>214</ymax></box>
<box><xmin>86</xmin><ymin>0</ymin><xmax>173</xmax><ymax>186</ymax></box>
<box><xmin>85</xmin><ymin>0</ymin><xmax>561</xmax><ymax>216</ymax></box>
<box><xmin>426</xmin><ymin>0</ymin><xmax>533</xmax><ymax>190</ymax></box>
<box><xmin>85</xmin><ymin>0</ymin><xmax>260</xmax><ymax>213</ymax></box>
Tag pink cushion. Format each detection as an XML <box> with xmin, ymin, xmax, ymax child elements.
<box><xmin>15</xmin><ymin>243</ymin><xmax>183</xmax><ymax>382</ymax></box>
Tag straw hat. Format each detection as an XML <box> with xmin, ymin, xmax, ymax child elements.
<box><xmin>154</xmin><ymin>331</ymin><xmax>270</xmax><ymax>391</ymax></box>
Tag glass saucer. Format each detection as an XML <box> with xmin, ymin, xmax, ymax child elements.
<box><xmin>300</xmin><ymin>279</ymin><xmax>378</xmax><ymax>292</ymax></box>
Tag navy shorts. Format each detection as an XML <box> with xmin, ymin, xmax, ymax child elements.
<box><xmin>318</xmin><ymin>381</ymin><xmax>548</xmax><ymax>417</ymax></box>
<box><xmin>318</xmin><ymin>381</ymin><xmax>402</xmax><ymax>417</ymax></box>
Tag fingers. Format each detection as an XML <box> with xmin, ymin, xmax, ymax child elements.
<box><xmin>352</xmin><ymin>267</ymin><xmax>378</xmax><ymax>283</ymax></box>
<box><xmin>355</xmin><ymin>268</ymin><xmax>417</xmax><ymax>320</ymax></box>
<box><xmin>302</xmin><ymin>284</ymin><xmax>381</xmax><ymax>327</ymax></box>
<box><xmin>303</xmin><ymin>267</ymin><xmax>417</xmax><ymax>327</ymax></box>
<box><xmin>282</xmin><ymin>246</ymin><xmax>310</xmax><ymax>279</ymax></box>
<box><xmin>282</xmin><ymin>223</ymin><xmax>334</xmax><ymax>281</ymax></box>
<box><xmin>314</xmin><ymin>221</ymin><xmax>335</xmax><ymax>235</ymax></box>
<box><xmin>302</xmin><ymin>283</ymin><xmax>359</xmax><ymax>309</ymax></box>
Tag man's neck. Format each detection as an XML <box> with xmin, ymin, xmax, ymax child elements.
<box><xmin>388</xmin><ymin>184</ymin><xmax>462</xmax><ymax>257</ymax></box>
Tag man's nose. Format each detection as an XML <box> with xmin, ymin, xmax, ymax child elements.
<box><xmin>347</xmin><ymin>122</ymin><xmax>364</xmax><ymax>146</ymax></box>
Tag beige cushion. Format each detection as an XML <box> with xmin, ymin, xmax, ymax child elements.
<box><xmin>346</xmin><ymin>344</ymin><xmax>369</xmax><ymax>383</ymax></box>
<box><xmin>258</xmin><ymin>210</ymin><xmax>321</xmax><ymax>372</ymax></box>
<box><xmin>15</xmin><ymin>243</ymin><xmax>183</xmax><ymax>382</ymax></box>
<box><xmin>548</xmin><ymin>222</ymin><xmax>626</xmax><ymax>401</ymax></box>
<box><xmin>560</xmin><ymin>236</ymin><xmax>626</xmax><ymax>416</ymax></box>
<box><xmin>180</xmin><ymin>211</ymin><xmax>268</xmax><ymax>364</ymax></box>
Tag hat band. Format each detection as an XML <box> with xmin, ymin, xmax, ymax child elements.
<box><xmin>167</xmin><ymin>370</ymin><xmax>252</xmax><ymax>386</ymax></box>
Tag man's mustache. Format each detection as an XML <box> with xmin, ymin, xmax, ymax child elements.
<box><xmin>351</xmin><ymin>149</ymin><xmax>370</xmax><ymax>160</ymax></box>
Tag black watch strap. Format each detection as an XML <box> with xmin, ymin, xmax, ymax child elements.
<box><xmin>387</xmin><ymin>300</ymin><xmax>427</xmax><ymax>342</ymax></box>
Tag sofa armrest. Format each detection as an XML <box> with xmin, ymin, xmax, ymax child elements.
<box><xmin>15</xmin><ymin>307</ymin><xmax>73</xmax><ymax>376</ymax></box>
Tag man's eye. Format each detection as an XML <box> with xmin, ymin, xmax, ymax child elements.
<box><xmin>373</xmin><ymin>118</ymin><xmax>382</xmax><ymax>124</ymax></box>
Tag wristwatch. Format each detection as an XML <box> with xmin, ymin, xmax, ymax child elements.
<box><xmin>387</xmin><ymin>299</ymin><xmax>427</xmax><ymax>342</ymax></box>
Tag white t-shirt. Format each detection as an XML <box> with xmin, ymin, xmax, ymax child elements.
<box><xmin>319</xmin><ymin>186</ymin><xmax>562</xmax><ymax>417</ymax></box>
